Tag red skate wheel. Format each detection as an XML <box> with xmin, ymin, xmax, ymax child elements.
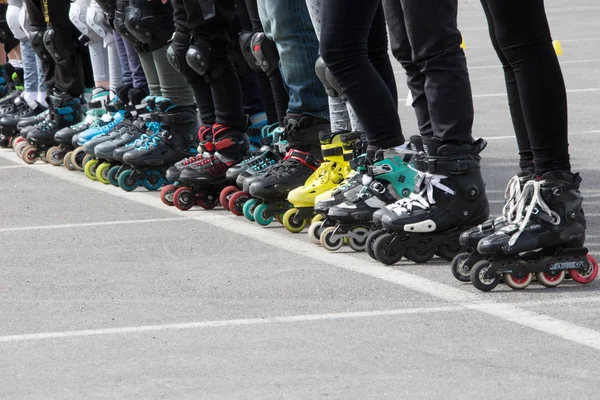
<box><xmin>503</xmin><ymin>272</ymin><xmax>533</xmax><ymax>290</ymax></box>
<box><xmin>160</xmin><ymin>184</ymin><xmax>179</xmax><ymax>206</ymax></box>
<box><xmin>173</xmin><ymin>187</ymin><xmax>195</xmax><ymax>211</ymax></box>
<box><xmin>570</xmin><ymin>254</ymin><xmax>599</xmax><ymax>284</ymax></box>
<box><xmin>22</xmin><ymin>146</ymin><xmax>39</xmax><ymax>164</ymax></box>
<box><xmin>219</xmin><ymin>186</ymin><xmax>240</xmax><ymax>211</ymax></box>
<box><xmin>198</xmin><ymin>198</ymin><xmax>219</xmax><ymax>210</ymax></box>
<box><xmin>536</xmin><ymin>270</ymin><xmax>566</xmax><ymax>288</ymax></box>
<box><xmin>228</xmin><ymin>191</ymin><xmax>250</xmax><ymax>216</ymax></box>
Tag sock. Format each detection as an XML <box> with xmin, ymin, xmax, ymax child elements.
<box><xmin>24</xmin><ymin>91</ymin><xmax>37</xmax><ymax>105</ymax></box>
<box><xmin>36</xmin><ymin>92</ymin><xmax>48</xmax><ymax>108</ymax></box>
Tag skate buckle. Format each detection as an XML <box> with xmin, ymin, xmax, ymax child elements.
<box><xmin>370</xmin><ymin>181</ymin><xmax>386</xmax><ymax>194</ymax></box>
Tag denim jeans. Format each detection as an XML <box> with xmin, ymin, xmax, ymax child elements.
<box><xmin>257</xmin><ymin>0</ymin><xmax>328</xmax><ymax>120</ymax></box>
<box><xmin>114</xmin><ymin>31</ymin><xmax>147</xmax><ymax>90</ymax></box>
<box><xmin>20</xmin><ymin>38</ymin><xmax>46</xmax><ymax>93</ymax></box>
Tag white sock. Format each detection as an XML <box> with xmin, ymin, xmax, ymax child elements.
<box><xmin>36</xmin><ymin>92</ymin><xmax>47</xmax><ymax>108</ymax></box>
<box><xmin>24</xmin><ymin>91</ymin><xmax>37</xmax><ymax>104</ymax></box>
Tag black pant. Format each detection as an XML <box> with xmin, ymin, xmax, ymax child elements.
<box><xmin>321</xmin><ymin>0</ymin><xmax>402</xmax><ymax>148</ymax></box>
<box><xmin>481</xmin><ymin>0</ymin><xmax>569</xmax><ymax>174</ymax></box>
<box><xmin>172</xmin><ymin>0</ymin><xmax>245</xmax><ymax>129</ymax></box>
<box><xmin>24</xmin><ymin>0</ymin><xmax>84</xmax><ymax>96</ymax></box>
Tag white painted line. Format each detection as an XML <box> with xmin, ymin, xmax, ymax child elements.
<box><xmin>1</xmin><ymin>151</ymin><xmax>600</xmax><ymax>351</ymax></box>
<box><xmin>0</xmin><ymin>306</ymin><xmax>463</xmax><ymax>343</ymax></box>
<box><xmin>0</xmin><ymin>217</ymin><xmax>187</xmax><ymax>233</ymax></box>
<box><xmin>0</xmin><ymin>165</ymin><xmax>28</xmax><ymax>170</ymax></box>
<box><xmin>485</xmin><ymin>129</ymin><xmax>600</xmax><ymax>141</ymax></box>
<box><xmin>468</xmin><ymin>58</ymin><xmax>600</xmax><ymax>70</ymax></box>
<box><xmin>474</xmin><ymin>88</ymin><xmax>600</xmax><ymax>99</ymax></box>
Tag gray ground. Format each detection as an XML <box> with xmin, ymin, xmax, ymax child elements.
<box><xmin>2</xmin><ymin>1</ymin><xmax>600</xmax><ymax>399</ymax></box>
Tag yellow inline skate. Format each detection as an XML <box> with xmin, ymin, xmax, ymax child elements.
<box><xmin>282</xmin><ymin>131</ymin><xmax>358</xmax><ymax>233</ymax></box>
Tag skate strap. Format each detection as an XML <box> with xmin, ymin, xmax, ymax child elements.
<box><xmin>508</xmin><ymin>180</ymin><xmax>560</xmax><ymax>249</ymax></box>
<box><xmin>283</xmin><ymin>149</ymin><xmax>320</xmax><ymax>170</ymax></box>
<box><xmin>105</xmin><ymin>101</ymin><xmax>126</xmax><ymax>113</ymax></box>
<box><xmin>214</xmin><ymin>137</ymin><xmax>235</xmax><ymax>151</ymax></box>
<box><xmin>321</xmin><ymin>146</ymin><xmax>344</xmax><ymax>158</ymax></box>
<box><xmin>428</xmin><ymin>157</ymin><xmax>479</xmax><ymax>174</ymax></box>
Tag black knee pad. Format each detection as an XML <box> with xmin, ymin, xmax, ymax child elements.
<box><xmin>124</xmin><ymin>4</ymin><xmax>153</xmax><ymax>45</ymax></box>
<box><xmin>238</xmin><ymin>31</ymin><xmax>260</xmax><ymax>70</ymax></box>
<box><xmin>114</xmin><ymin>0</ymin><xmax>144</xmax><ymax>50</ymax></box>
<box><xmin>43</xmin><ymin>27</ymin><xmax>74</xmax><ymax>63</ymax></box>
<box><xmin>315</xmin><ymin>57</ymin><xmax>343</xmax><ymax>98</ymax></box>
<box><xmin>250</xmin><ymin>32</ymin><xmax>279</xmax><ymax>77</ymax></box>
<box><xmin>185</xmin><ymin>38</ymin><xmax>233</xmax><ymax>84</ymax></box>
<box><xmin>166</xmin><ymin>31</ymin><xmax>201</xmax><ymax>84</ymax></box>
<box><xmin>29</xmin><ymin>28</ymin><xmax>52</xmax><ymax>63</ymax></box>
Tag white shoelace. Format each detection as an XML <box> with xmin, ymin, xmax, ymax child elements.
<box><xmin>508</xmin><ymin>179</ymin><xmax>560</xmax><ymax>248</ymax></box>
<box><xmin>388</xmin><ymin>172</ymin><xmax>455</xmax><ymax>214</ymax></box>
<box><xmin>500</xmin><ymin>175</ymin><xmax>526</xmax><ymax>224</ymax></box>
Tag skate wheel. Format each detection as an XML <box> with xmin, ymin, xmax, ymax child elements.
<box><xmin>84</xmin><ymin>159</ymin><xmax>99</xmax><ymax>181</ymax></box>
<box><xmin>198</xmin><ymin>196</ymin><xmax>219</xmax><ymax>210</ymax></box>
<box><xmin>320</xmin><ymin>226</ymin><xmax>344</xmax><ymax>252</ymax></box>
<box><xmin>228</xmin><ymin>191</ymin><xmax>250</xmax><ymax>216</ymax></box>
<box><xmin>95</xmin><ymin>162</ymin><xmax>112</xmax><ymax>184</ymax></box>
<box><xmin>243</xmin><ymin>198</ymin><xmax>258</xmax><ymax>222</ymax></box>
<box><xmin>373</xmin><ymin>233</ymin><xmax>403</xmax><ymax>265</ymax></box>
<box><xmin>63</xmin><ymin>151</ymin><xmax>75</xmax><ymax>170</ymax></box>
<box><xmin>404</xmin><ymin>245</ymin><xmax>436</xmax><ymax>264</ymax></box>
<box><xmin>311</xmin><ymin>214</ymin><xmax>324</xmax><ymax>225</ymax></box>
<box><xmin>160</xmin><ymin>184</ymin><xmax>179</xmax><ymax>206</ymax></box>
<box><xmin>570</xmin><ymin>254</ymin><xmax>599</xmax><ymax>284</ymax></box>
<box><xmin>348</xmin><ymin>226</ymin><xmax>370</xmax><ymax>252</ymax></box>
<box><xmin>117</xmin><ymin>169</ymin><xmax>138</xmax><ymax>192</ymax></box>
<box><xmin>142</xmin><ymin>170</ymin><xmax>165</xmax><ymax>191</ymax></box>
<box><xmin>39</xmin><ymin>152</ymin><xmax>48</xmax><ymax>163</ymax></box>
<box><xmin>173</xmin><ymin>187</ymin><xmax>195</xmax><ymax>211</ymax></box>
<box><xmin>536</xmin><ymin>270</ymin><xmax>566</xmax><ymax>288</ymax></box>
<box><xmin>436</xmin><ymin>242</ymin><xmax>466</xmax><ymax>262</ymax></box>
<box><xmin>504</xmin><ymin>272</ymin><xmax>533</xmax><ymax>290</ymax></box>
<box><xmin>107</xmin><ymin>165</ymin><xmax>122</xmax><ymax>186</ymax></box>
<box><xmin>15</xmin><ymin>141</ymin><xmax>28</xmax><ymax>159</ymax></box>
<box><xmin>46</xmin><ymin>146</ymin><xmax>64</xmax><ymax>166</ymax></box>
<box><xmin>366</xmin><ymin>230</ymin><xmax>386</xmax><ymax>260</ymax></box>
<box><xmin>21</xmin><ymin>145</ymin><xmax>38</xmax><ymax>164</ymax></box>
<box><xmin>70</xmin><ymin>147</ymin><xmax>86</xmax><ymax>171</ymax></box>
<box><xmin>219</xmin><ymin>186</ymin><xmax>240</xmax><ymax>211</ymax></box>
<box><xmin>12</xmin><ymin>136</ymin><xmax>24</xmax><ymax>150</ymax></box>
<box><xmin>254</xmin><ymin>203</ymin><xmax>274</xmax><ymax>226</ymax></box>
<box><xmin>307</xmin><ymin>221</ymin><xmax>324</xmax><ymax>245</ymax></box>
<box><xmin>82</xmin><ymin>153</ymin><xmax>94</xmax><ymax>168</ymax></box>
<box><xmin>470</xmin><ymin>260</ymin><xmax>499</xmax><ymax>292</ymax></box>
<box><xmin>283</xmin><ymin>208</ymin><xmax>308</xmax><ymax>233</ymax></box>
<box><xmin>450</xmin><ymin>252</ymin><xmax>473</xmax><ymax>283</ymax></box>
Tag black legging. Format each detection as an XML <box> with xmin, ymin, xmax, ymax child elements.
<box><xmin>481</xmin><ymin>0</ymin><xmax>569</xmax><ymax>174</ymax></box>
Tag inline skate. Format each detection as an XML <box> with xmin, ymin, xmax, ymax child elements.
<box><xmin>172</xmin><ymin>123</ymin><xmax>250</xmax><ymax>211</ymax></box>
<box><xmin>118</xmin><ymin>97</ymin><xmax>199</xmax><ymax>192</ymax></box>
<box><xmin>0</xmin><ymin>96</ymin><xmax>46</xmax><ymax>148</ymax></box>
<box><xmin>470</xmin><ymin>171</ymin><xmax>598</xmax><ymax>291</ymax></box>
<box><xmin>246</xmin><ymin>115</ymin><xmax>327</xmax><ymax>226</ymax></box>
<box><xmin>450</xmin><ymin>171</ymin><xmax>533</xmax><ymax>282</ymax></box>
<box><xmin>371</xmin><ymin>139</ymin><xmax>489</xmax><ymax>265</ymax></box>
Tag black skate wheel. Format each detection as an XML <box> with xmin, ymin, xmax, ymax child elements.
<box><xmin>198</xmin><ymin>194</ymin><xmax>219</xmax><ymax>210</ymax></box>
<box><xmin>373</xmin><ymin>233</ymin><xmax>403</xmax><ymax>265</ymax></box>
<box><xmin>404</xmin><ymin>246</ymin><xmax>435</xmax><ymax>264</ymax></box>
<box><xmin>470</xmin><ymin>260</ymin><xmax>499</xmax><ymax>292</ymax></box>
<box><xmin>450</xmin><ymin>252</ymin><xmax>472</xmax><ymax>282</ymax></box>
<box><xmin>436</xmin><ymin>242</ymin><xmax>465</xmax><ymax>262</ymax></box>
<box><xmin>366</xmin><ymin>230</ymin><xmax>386</xmax><ymax>260</ymax></box>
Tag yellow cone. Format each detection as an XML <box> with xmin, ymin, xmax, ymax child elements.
<box><xmin>553</xmin><ymin>40</ymin><xmax>563</xmax><ymax>56</ymax></box>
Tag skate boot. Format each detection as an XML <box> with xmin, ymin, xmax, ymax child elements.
<box><xmin>372</xmin><ymin>139</ymin><xmax>489</xmax><ymax>265</ymax></box>
<box><xmin>318</xmin><ymin>146</ymin><xmax>418</xmax><ymax>252</ymax></box>
<box><xmin>246</xmin><ymin>115</ymin><xmax>328</xmax><ymax>226</ymax></box>
<box><xmin>172</xmin><ymin>124</ymin><xmax>250</xmax><ymax>211</ymax></box>
<box><xmin>1</xmin><ymin>100</ymin><xmax>47</xmax><ymax>150</ymax></box>
<box><xmin>280</xmin><ymin>130</ymin><xmax>357</xmax><ymax>233</ymax></box>
<box><xmin>218</xmin><ymin>122</ymin><xmax>280</xmax><ymax>212</ymax></box>
<box><xmin>470</xmin><ymin>171</ymin><xmax>597</xmax><ymax>291</ymax></box>
<box><xmin>450</xmin><ymin>170</ymin><xmax>533</xmax><ymax>282</ymax></box>
<box><xmin>118</xmin><ymin>97</ymin><xmax>199</xmax><ymax>192</ymax></box>
<box><xmin>20</xmin><ymin>91</ymin><xmax>83</xmax><ymax>164</ymax></box>
<box><xmin>160</xmin><ymin>125</ymin><xmax>212</xmax><ymax>206</ymax></box>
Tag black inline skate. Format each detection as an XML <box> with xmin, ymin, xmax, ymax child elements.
<box><xmin>450</xmin><ymin>171</ymin><xmax>533</xmax><ymax>282</ymax></box>
<box><xmin>172</xmin><ymin>124</ymin><xmax>251</xmax><ymax>211</ymax></box>
<box><xmin>469</xmin><ymin>171</ymin><xmax>598</xmax><ymax>291</ymax></box>
<box><xmin>20</xmin><ymin>91</ymin><xmax>83</xmax><ymax>164</ymax></box>
<box><xmin>118</xmin><ymin>97</ymin><xmax>199</xmax><ymax>192</ymax></box>
<box><xmin>371</xmin><ymin>139</ymin><xmax>489</xmax><ymax>265</ymax></box>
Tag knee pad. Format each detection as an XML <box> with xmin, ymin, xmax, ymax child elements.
<box><xmin>114</xmin><ymin>0</ymin><xmax>144</xmax><ymax>50</ymax></box>
<box><xmin>124</xmin><ymin>5</ymin><xmax>153</xmax><ymax>45</ymax></box>
<box><xmin>86</xmin><ymin>6</ymin><xmax>109</xmax><ymax>43</ymax></box>
<box><xmin>69</xmin><ymin>3</ymin><xmax>90</xmax><ymax>38</ymax></box>
<box><xmin>6</xmin><ymin>5</ymin><xmax>26</xmax><ymax>41</ymax></box>
<box><xmin>315</xmin><ymin>57</ymin><xmax>343</xmax><ymax>98</ymax></box>
<box><xmin>29</xmin><ymin>28</ymin><xmax>52</xmax><ymax>63</ymax></box>
<box><xmin>238</xmin><ymin>31</ymin><xmax>260</xmax><ymax>70</ymax></box>
<box><xmin>0</xmin><ymin>17</ymin><xmax>15</xmax><ymax>45</ymax></box>
<box><xmin>185</xmin><ymin>40</ymin><xmax>232</xmax><ymax>83</ymax></box>
<box><xmin>43</xmin><ymin>27</ymin><xmax>74</xmax><ymax>63</ymax></box>
<box><xmin>250</xmin><ymin>32</ymin><xmax>279</xmax><ymax>77</ymax></box>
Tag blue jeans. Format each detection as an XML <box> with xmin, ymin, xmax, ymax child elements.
<box><xmin>257</xmin><ymin>0</ymin><xmax>328</xmax><ymax>120</ymax></box>
<box><xmin>20</xmin><ymin>38</ymin><xmax>47</xmax><ymax>93</ymax></box>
